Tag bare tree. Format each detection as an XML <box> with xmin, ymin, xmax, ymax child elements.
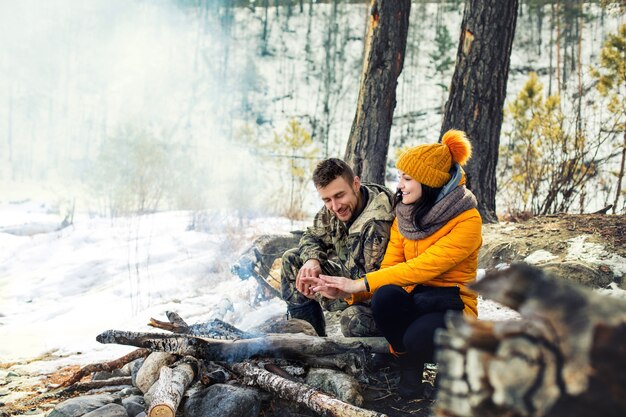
<box><xmin>441</xmin><ymin>0</ymin><xmax>519</xmax><ymax>223</ymax></box>
<box><xmin>344</xmin><ymin>0</ymin><xmax>411</xmax><ymax>185</ymax></box>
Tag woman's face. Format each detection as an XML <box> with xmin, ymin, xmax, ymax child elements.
<box><xmin>397</xmin><ymin>170</ymin><xmax>422</xmax><ymax>204</ymax></box>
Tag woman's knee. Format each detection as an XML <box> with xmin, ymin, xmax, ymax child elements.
<box><xmin>371</xmin><ymin>285</ymin><xmax>409</xmax><ymax>313</ymax></box>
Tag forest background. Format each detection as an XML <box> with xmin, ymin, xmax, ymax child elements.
<box><xmin>1</xmin><ymin>0</ymin><xmax>625</xmax><ymax>222</ymax></box>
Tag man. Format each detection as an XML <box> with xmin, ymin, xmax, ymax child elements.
<box><xmin>281</xmin><ymin>158</ymin><xmax>394</xmax><ymax>336</ymax></box>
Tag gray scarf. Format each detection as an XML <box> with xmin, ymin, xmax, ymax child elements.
<box><xmin>396</xmin><ymin>185</ymin><xmax>477</xmax><ymax>240</ymax></box>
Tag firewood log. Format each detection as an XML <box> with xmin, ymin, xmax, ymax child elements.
<box><xmin>135</xmin><ymin>352</ymin><xmax>178</xmax><ymax>393</ymax></box>
<box><xmin>60</xmin><ymin>348</ymin><xmax>150</xmax><ymax>387</ymax></box>
<box><xmin>231</xmin><ymin>362</ymin><xmax>386</xmax><ymax>417</ymax></box>
<box><xmin>435</xmin><ymin>263</ymin><xmax>626</xmax><ymax>417</ymax></box>
<box><xmin>61</xmin><ymin>377</ymin><xmax>133</xmax><ymax>393</ymax></box>
<box><xmin>96</xmin><ymin>331</ymin><xmax>389</xmax><ymax>363</ymax></box>
<box><xmin>146</xmin><ymin>360</ymin><xmax>196</xmax><ymax>417</ymax></box>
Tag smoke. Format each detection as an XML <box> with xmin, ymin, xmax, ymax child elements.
<box><xmin>0</xmin><ymin>0</ymin><xmax>263</xmax><ymax>213</ymax></box>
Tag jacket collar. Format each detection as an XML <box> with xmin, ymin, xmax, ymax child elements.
<box><xmin>346</xmin><ymin>183</ymin><xmax>394</xmax><ymax>234</ymax></box>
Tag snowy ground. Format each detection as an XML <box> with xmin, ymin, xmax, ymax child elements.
<box><xmin>0</xmin><ymin>202</ymin><xmax>305</xmax><ymax>367</ymax></box>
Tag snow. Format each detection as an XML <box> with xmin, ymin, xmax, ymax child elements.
<box><xmin>524</xmin><ymin>250</ymin><xmax>558</xmax><ymax>264</ymax></box>
<box><xmin>566</xmin><ymin>236</ymin><xmax>626</xmax><ymax>278</ymax></box>
<box><xmin>477</xmin><ymin>297</ymin><xmax>520</xmax><ymax>322</ymax></box>
<box><xmin>0</xmin><ymin>203</ymin><xmax>302</xmax><ymax>365</ymax></box>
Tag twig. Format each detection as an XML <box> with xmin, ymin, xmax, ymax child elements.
<box><xmin>60</xmin><ymin>348</ymin><xmax>150</xmax><ymax>387</ymax></box>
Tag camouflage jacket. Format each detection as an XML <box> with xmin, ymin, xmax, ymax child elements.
<box><xmin>299</xmin><ymin>183</ymin><xmax>395</xmax><ymax>279</ymax></box>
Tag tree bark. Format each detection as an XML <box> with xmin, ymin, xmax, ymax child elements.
<box><xmin>344</xmin><ymin>0</ymin><xmax>411</xmax><ymax>185</ymax></box>
<box><xmin>135</xmin><ymin>352</ymin><xmax>178</xmax><ymax>393</ymax></box>
<box><xmin>147</xmin><ymin>361</ymin><xmax>196</xmax><ymax>417</ymax></box>
<box><xmin>612</xmin><ymin>131</ymin><xmax>626</xmax><ymax>214</ymax></box>
<box><xmin>96</xmin><ymin>331</ymin><xmax>389</xmax><ymax>364</ymax></box>
<box><xmin>434</xmin><ymin>263</ymin><xmax>626</xmax><ymax>417</ymax></box>
<box><xmin>440</xmin><ymin>0</ymin><xmax>519</xmax><ymax>223</ymax></box>
<box><xmin>60</xmin><ymin>348</ymin><xmax>150</xmax><ymax>387</ymax></box>
<box><xmin>231</xmin><ymin>362</ymin><xmax>387</xmax><ymax>417</ymax></box>
<box><xmin>62</xmin><ymin>377</ymin><xmax>133</xmax><ymax>393</ymax></box>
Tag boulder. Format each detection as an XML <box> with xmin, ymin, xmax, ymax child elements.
<box><xmin>182</xmin><ymin>383</ymin><xmax>261</xmax><ymax>417</ymax></box>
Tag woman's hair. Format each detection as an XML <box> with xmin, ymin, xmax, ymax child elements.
<box><xmin>393</xmin><ymin>184</ymin><xmax>442</xmax><ymax>230</ymax></box>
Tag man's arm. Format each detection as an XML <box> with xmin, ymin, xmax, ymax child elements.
<box><xmin>298</xmin><ymin>208</ymin><xmax>335</xmax><ymax>265</ymax></box>
<box><xmin>361</xmin><ymin>219</ymin><xmax>393</xmax><ymax>274</ymax></box>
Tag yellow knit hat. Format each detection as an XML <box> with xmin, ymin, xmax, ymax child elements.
<box><xmin>396</xmin><ymin>130</ymin><xmax>472</xmax><ymax>188</ymax></box>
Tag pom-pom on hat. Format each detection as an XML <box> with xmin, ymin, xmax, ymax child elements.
<box><xmin>396</xmin><ymin>130</ymin><xmax>472</xmax><ymax>188</ymax></box>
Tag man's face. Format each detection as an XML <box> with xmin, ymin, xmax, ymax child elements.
<box><xmin>317</xmin><ymin>176</ymin><xmax>361</xmax><ymax>222</ymax></box>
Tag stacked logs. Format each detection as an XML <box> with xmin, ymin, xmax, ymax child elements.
<box><xmin>90</xmin><ymin>312</ymin><xmax>390</xmax><ymax>417</ymax></box>
<box><xmin>434</xmin><ymin>263</ymin><xmax>626</xmax><ymax>417</ymax></box>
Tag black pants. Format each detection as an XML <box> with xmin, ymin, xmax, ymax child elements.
<box><xmin>371</xmin><ymin>284</ymin><xmax>456</xmax><ymax>367</ymax></box>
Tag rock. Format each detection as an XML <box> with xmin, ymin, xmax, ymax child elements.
<box><xmin>182</xmin><ymin>384</ymin><xmax>261</xmax><ymax>417</ymax></box>
<box><xmin>82</xmin><ymin>403</ymin><xmax>128</xmax><ymax>417</ymax></box>
<box><xmin>48</xmin><ymin>394</ymin><xmax>117</xmax><ymax>417</ymax></box>
<box><xmin>541</xmin><ymin>261</ymin><xmax>615</xmax><ymax>287</ymax></box>
<box><xmin>130</xmin><ymin>358</ymin><xmax>145</xmax><ymax>388</ymax></box>
<box><xmin>203</xmin><ymin>362</ymin><xmax>232</xmax><ymax>384</ymax></box>
<box><xmin>122</xmin><ymin>395</ymin><xmax>145</xmax><ymax>417</ymax></box>
<box><xmin>135</xmin><ymin>352</ymin><xmax>176</xmax><ymax>393</ymax></box>
<box><xmin>480</xmin><ymin>216</ymin><xmax>626</xmax><ymax>289</ymax></box>
<box><xmin>305</xmin><ymin>368</ymin><xmax>364</xmax><ymax>406</ymax></box>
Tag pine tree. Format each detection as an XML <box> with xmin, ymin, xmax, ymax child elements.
<box><xmin>270</xmin><ymin>119</ymin><xmax>319</xmax><ymax>219</ymax></box>
<box><xmin>590</xmin><ymin>23</ymin><xmax>626</xmax><ymax>213</ymax></box>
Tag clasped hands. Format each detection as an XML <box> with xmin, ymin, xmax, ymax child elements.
<box><xmin>296</xmin><ymin>259</ymin><xmax>366</xmax><ymax>300</ymax></box>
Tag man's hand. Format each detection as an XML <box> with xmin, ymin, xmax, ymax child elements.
<box><xmin>296</xmin><ymin>259</ymin><xmax>322</xmax><ymax>299</ymax></box>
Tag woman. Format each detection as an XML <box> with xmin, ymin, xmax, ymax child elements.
<box><xmin>311</xmin><ymin>130</ymin><xmax>482</xmax><ymax>398</ymax></box>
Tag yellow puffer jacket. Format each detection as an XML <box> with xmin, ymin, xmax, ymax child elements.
<box><xmin>351</xmin><ymin>207</ymin><xmax>482</xmax><ymax>317</ymax></box>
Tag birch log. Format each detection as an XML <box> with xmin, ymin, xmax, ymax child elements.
<box><xmin>135</xmin><ymin>352</ymin><xmax>177</xmax><ymax>393</ymax></box>
<box><xmin>435</xmin><ymin>263</ymin><xmax>626</xmax><ymax>417</ymax></box>
<box><xmin>96</xmin><ymin>331</ymin><xmax>389</xmax><ymax>363</ymax></box>
<box><xmin>147</xmin><ymin>361</ymin><xmax>195</xmax><ymax>417</ymax></box>
<box><xmin>231</xmin><ymin>362</ymin><xmax>387</xmax><ymax>417</ymax></box>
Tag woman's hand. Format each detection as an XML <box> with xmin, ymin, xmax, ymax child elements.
<box><xmin>298</xmin><ymin>275</ymin><xmax>349</xmax><ymax>300</ymax></box>
<box><xmin>315</xmin><ymin>275</ymin><xmax>367</xmax><ymax>295</ymax></box>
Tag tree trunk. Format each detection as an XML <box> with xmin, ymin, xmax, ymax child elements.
<box><xmin>434</xmin><ymin>263</ymin><xmax>626</xmax><ymax>417</ymax></box>
<box><xmin>612</xmin><ymin>131</ymin><xmax>626</xmax><ymax>214</ymax></box>
<box><xmin>344</xmin><ymin>0</ymin><xmax>411</xmax><ymax>185</ymax></box>
<box><xmin>231</xmin><ymin>362</ymin><xmax>387</xmax><ymax>417</ymax></box>
<box><xmin>440</xmin><ymin>0</ymin><xmax>519</xmax><ymax>223</ymax></box>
